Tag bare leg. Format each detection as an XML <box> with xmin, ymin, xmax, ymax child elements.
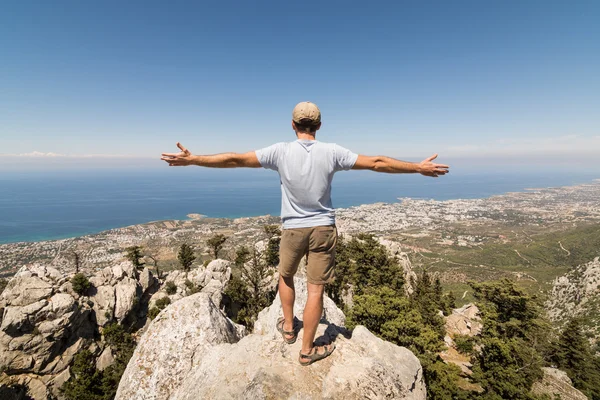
<box><xmin>301</xmin><ymin>282</ymin><xmax>324</xmax><ymax>353</ymax></box>
<box><xmin>279</xmin><ymin>275</ymin><xmax>295</xmax><ymax>334</ymax></box>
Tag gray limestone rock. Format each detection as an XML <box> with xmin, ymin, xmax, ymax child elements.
<box><xmin>90</xmin><ymin>285</ymin><xmax>116</xmax><ymax>326</ymax></box>
<box><xmin>139</xmin><ymin>267</ymin><xmax>158</xmax><ymax>294</ymax></box>
<box><xmin>1</xmin><ymin>276</ymin><xmax>53</xmax><ymax>307</ymax></box>
<box><xmin>115</xmin><ymin>292</ymin><xmax>245</xmax><ymax>400</ymax></box>
<box><xmin>96</xmin><ymin>346</ymin><xmax>115</xmax><ymax>371</ymax></box>
<box><xmin>114</xmin><ymin>277</ymin><xmax>140</xmax><ymax>322</ymax></box>
<box><xmin>118</xmin><ymin>276</ymin><xmax>425</xmax><ymax>400</ymax></box>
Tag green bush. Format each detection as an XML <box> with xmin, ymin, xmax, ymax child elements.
<box><xmin>155</xmin><ymin>297</ymin><xmax>171</xmax><ymax>309</ymax></box>
<box><xmin>165</xmin><ymin>281</ymin><xmax>177</xmax><ymax>295</ymax></box>
<box><xmin>454</xmin><ymin>334</ymin><xmax>475</xmax><ymax>355</ymax></box>
<box><xmin>147</xmin><ymin>307</ymin><xmax>160</xmax><ymax>320</ymax></box>
<box><xmin>71</xmin><ymin>273</ymin><xmax>92</xmax><ymax>295</ymax></box>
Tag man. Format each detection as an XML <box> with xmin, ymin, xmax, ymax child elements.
<box><xmin>161</xmin><ymin>101</ymin><xmax>449</xmax><ymax>366</ymax></box>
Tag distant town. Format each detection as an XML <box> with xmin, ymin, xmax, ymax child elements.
<box><xmin>2</xmin><ymin>180</ymin><xmax>599</xmax><ymax>279</ymax></box>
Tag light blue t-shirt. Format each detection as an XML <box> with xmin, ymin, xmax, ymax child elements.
<box><xmin>255</xmin><ymin>139</ymin><xmax>358</xmax><ymax>229</ymax></box>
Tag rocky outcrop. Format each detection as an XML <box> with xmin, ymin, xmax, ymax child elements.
<box><xmin>149</xmin><ymin>259</ymin><xmax>232</xmax><ymax>309</ymax></box>
<box><xmin>378</xmin><ymin>238</ymin><xmax>417</xmax><ymax>295</ymax></box>
<box><xmin>0</xmin><ymin>261</ymin><xmax>159</xmax><ymax>399</ymax></box>
<box><xmin>440</xmin><ymin>304</ymin><xmax>482</xmax><ymax>389</ymax></box>
<box><xmin>546</xmin><ymin>257</ymin><xmax>600</xmax><ymax>343</ymax></box>
<box><xmin>117</xmin><ymin>277</ymin><xmax>426</xmax><ymax>400</ymax></box>
<box><xmin>531</xmin><ymin>367</ymin><xmax>588</xmax><ymax>400</ymax></box>
<box><xmin>0</xmin><ymin>266</ymin><xmax>95</xmax><ymax>377</ymax></box>
<box><xmin>444</xmin><ymin>303</ymin><xmax>482</xmax><ymax>338</ymax></box>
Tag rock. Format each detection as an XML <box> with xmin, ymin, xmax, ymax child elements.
<box><xmin>116</xmin><ymin>293</ymin><xmax>245</xmax><ymax>400</ymax></box>
<box><xmin>531</xmin><ymin>367</ymin><xmax>588</xmax><ymax>400</ymax></box>
<box><xmin>201</xmin><ymin>279</ymin><xmax>225</xmax><ymax>308</ymax></box>
<box><xmin>1</xmin><ymin>300</ymin><xmax>48</xmax><ymax>335</ymax></box>
<box><xmin>546</xmin><ymin>257</ymin><xmax>600</xmax><ymax>344</ymax></box>
<box><xmin>114</xmin><ymin>277</ymin><xmax>140</xmax><ymax>322</ymax></box>
<box><xmin>96</xmin><ymin>346</ymin><xmax>115</xmax><ymax>371</ymax></box>
<box><xmin>90</xmin><ymin>285</ymin><xmax>116</xmax><ymax>326</ymax></box>
<box><xmin>118</xmin><ymin>276</ymin><xmax>425</xmax><ymax>400</ymax></box>
<box><xmin>254</xmin><ymin>277</ymin><xmax>345</xmax><ymax>336</ymax></box>
<box><xmin>378</xmin><ymin>238</ymin><xmax>417</xmax><ymax>295</ymax></box>
<box><xmin>440</xmin><ymin>303</ymin><xmax>483</xmax><ymax>380</ymax></box>
<box><xmin>445</xmin><ymin>304</ymin><xmax>482</xmax><ymax>337</ymax></box>
<box><xmin>49</xmin><ymin>293</ymin><xmax>76</xmax><ymax>316</ymax></box>
<box><xmin>1</xmin><ymin>276</ymin><xmax>53</xmax><ymax>307</ymax></box>
<box><xmin>205</xmin><ymin>259</ymin><xmax>231</xmax><ymax>283</ymax></box>
<box><xmin>112</xmin><ymin>264</ymin><xmax>126</xmax><ymax>280</ymax></box>
<box><xmin>48</xmin><ymin>366</ymin><xmax>71</xmax><ymax>396</ymax></box>
<box><xmin>139</xmin><ymin>267</ymin><xmax>157</xmax><ymax>294</ymax></box>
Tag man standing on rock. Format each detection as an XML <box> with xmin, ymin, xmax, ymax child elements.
<box><xmin>161</xmin><ymin>101</ymin><xmax>449</xmax><ymax>365</ymax></box>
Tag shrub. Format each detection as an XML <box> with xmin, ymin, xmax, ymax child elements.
<box><xmin>165</xmin><ymin>281</ymin><xmax>177</xmax><ymax>295</ymax></box>
<box><xmin>155</xmin><ymin>297</ymin><xmax>171</xmax><ymax>309</ymax></box>
<box><xmin>454</xmin><ymin>334</ymin><xmax>475</xmax><ymax>355</ymax></box>
<box><xmin>147</xmin><ymin>307</ymin><xmax>160</xmax><ymax>320</ymax></box>
<box><xmin>71</xmin><ymin>273</ymin><xmax>92</xmax><ymax>295</ymax></box>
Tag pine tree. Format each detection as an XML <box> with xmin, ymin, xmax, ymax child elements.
<box><xmin>554</xmin><ymin>318</ymin><xmax>600</xmax><ymax>399</ymax></box>
<box><xmin>235</xmin><ymin>246</ymin><xmax>251</xmax><ymax>267</ymax></box>
<box><xmin>125</xmin><ymin>246</ymin><xmax>145</xmax><ymax>269</ymax></box>
<box><xmin>206</xmin><ymin>234</ymin><xmax>227</xmax><ymax>259</ymax></box>
<box><xmin>468</xmin><ymin>279</ymin><xmax>547</xmax><ymax>398</ymax></box>
<box><xmin>177</xmin><ymin>243</ymin><xmax>196</xmax><ymax>272</ymax></box>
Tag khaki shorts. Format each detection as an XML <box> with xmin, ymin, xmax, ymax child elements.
<box><xmin>279</xmin><ymin>225</ymin><xmax>337</xmax><ymax>285</ymax></box>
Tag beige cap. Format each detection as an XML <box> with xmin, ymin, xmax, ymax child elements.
<box><xmin>292</xmin><ymin>101</ymin><xmax>321</xmax><ymax>125</ymax></box>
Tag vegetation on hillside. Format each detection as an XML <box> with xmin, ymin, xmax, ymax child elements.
<box><xmin>60</xmin><ymin>323</ymin><xmax>135</xmax><ymax>400</ymax></box>
<box><xmin>332</xmin><ymin>233</ymin><xmax>600</xmax><ymax>399</ymax></box>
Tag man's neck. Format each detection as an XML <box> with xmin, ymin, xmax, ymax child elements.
<box><xmin>296</xmin><ymin>132</ymin><xmax>316</xmax><ymax>141</ymax></box>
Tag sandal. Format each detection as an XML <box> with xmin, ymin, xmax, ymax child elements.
<box><xmin>276</xmin><ymin>317</ymin><xmax>297</xmax><ymax>344</ymax></box>
<box><xmin>298</xmin><ymin>343</ymin><xmax>336</xmax><ymax>366</ymax></box>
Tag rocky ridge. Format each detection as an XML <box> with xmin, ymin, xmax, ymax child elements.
<box><xmin>0</xmin><ymin>258</ymin><xmax>233</xmax><ymax>399</ymax></box>
<box><xmin>117</xmin><ymin>276</ymin><xmax>427</xmax><ymax>400</ymax></box>
<box><xmin>546</xmin><ymin>257</ymin><xmax>600</xmax><ymax>344</ymax></box>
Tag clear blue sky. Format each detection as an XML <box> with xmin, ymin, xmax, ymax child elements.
<box><xmin>1</xmin><ymin>0</ymin><xmax>599</xmax><ymax>170</ymax></box>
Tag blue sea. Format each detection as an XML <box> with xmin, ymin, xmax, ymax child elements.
<box><xmin>1</xmin><ymin>167</ymin><xmax>598</xmax><ymax>244</ymax></box>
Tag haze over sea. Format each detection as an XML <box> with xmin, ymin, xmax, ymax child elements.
<box><xmin>1</xmin><ymin>166</ymin><xmax>598</xmax><ymax>244</ymax></box>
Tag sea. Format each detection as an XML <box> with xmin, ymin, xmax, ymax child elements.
<box><xmin>1</xmin><ymin>166</ymin><xmax>599</xmax><ymax>244</ymax></box>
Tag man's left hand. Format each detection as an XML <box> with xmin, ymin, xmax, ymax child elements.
<box><xmin>161</xmin><ymin>142</ymin><xmax>195</xmax><ymax>166</ymax></box>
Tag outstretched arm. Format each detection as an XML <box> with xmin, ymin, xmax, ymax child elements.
<box><xmin>352</xmin><ymin>154</ymin><xmax>449</xmax><ymax>177</ymax></box>
<box><xmin>161</xmin><ymin>143</ymin><xmax>261</xmax><ymax>168</ymax></box>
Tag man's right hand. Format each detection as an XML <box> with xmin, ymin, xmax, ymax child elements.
<box><xmin>417</xmin><ymin>154</ymin><xmax>449</xmax><ymax>177</ymax></box>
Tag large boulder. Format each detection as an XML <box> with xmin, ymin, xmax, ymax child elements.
<box><xmin>116</xmin><ymin>292</ymin><xmax>245</xmax><ymax>400</ymax></box>
<box><xmin>117</xmin><ymin>277</ymin><xmax>425</xmax><ymax>400</ymax></box>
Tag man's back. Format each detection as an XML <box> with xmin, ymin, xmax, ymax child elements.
<box><xmin>256</xmin><ymin>139</ymin><xmax>358</xmax><ymax>229</ymax></box>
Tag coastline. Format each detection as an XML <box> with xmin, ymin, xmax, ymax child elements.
<box><xmin>1</xmin><ymin>178</ymin><xmax>599</xmax><ymax>247</ymax></box>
